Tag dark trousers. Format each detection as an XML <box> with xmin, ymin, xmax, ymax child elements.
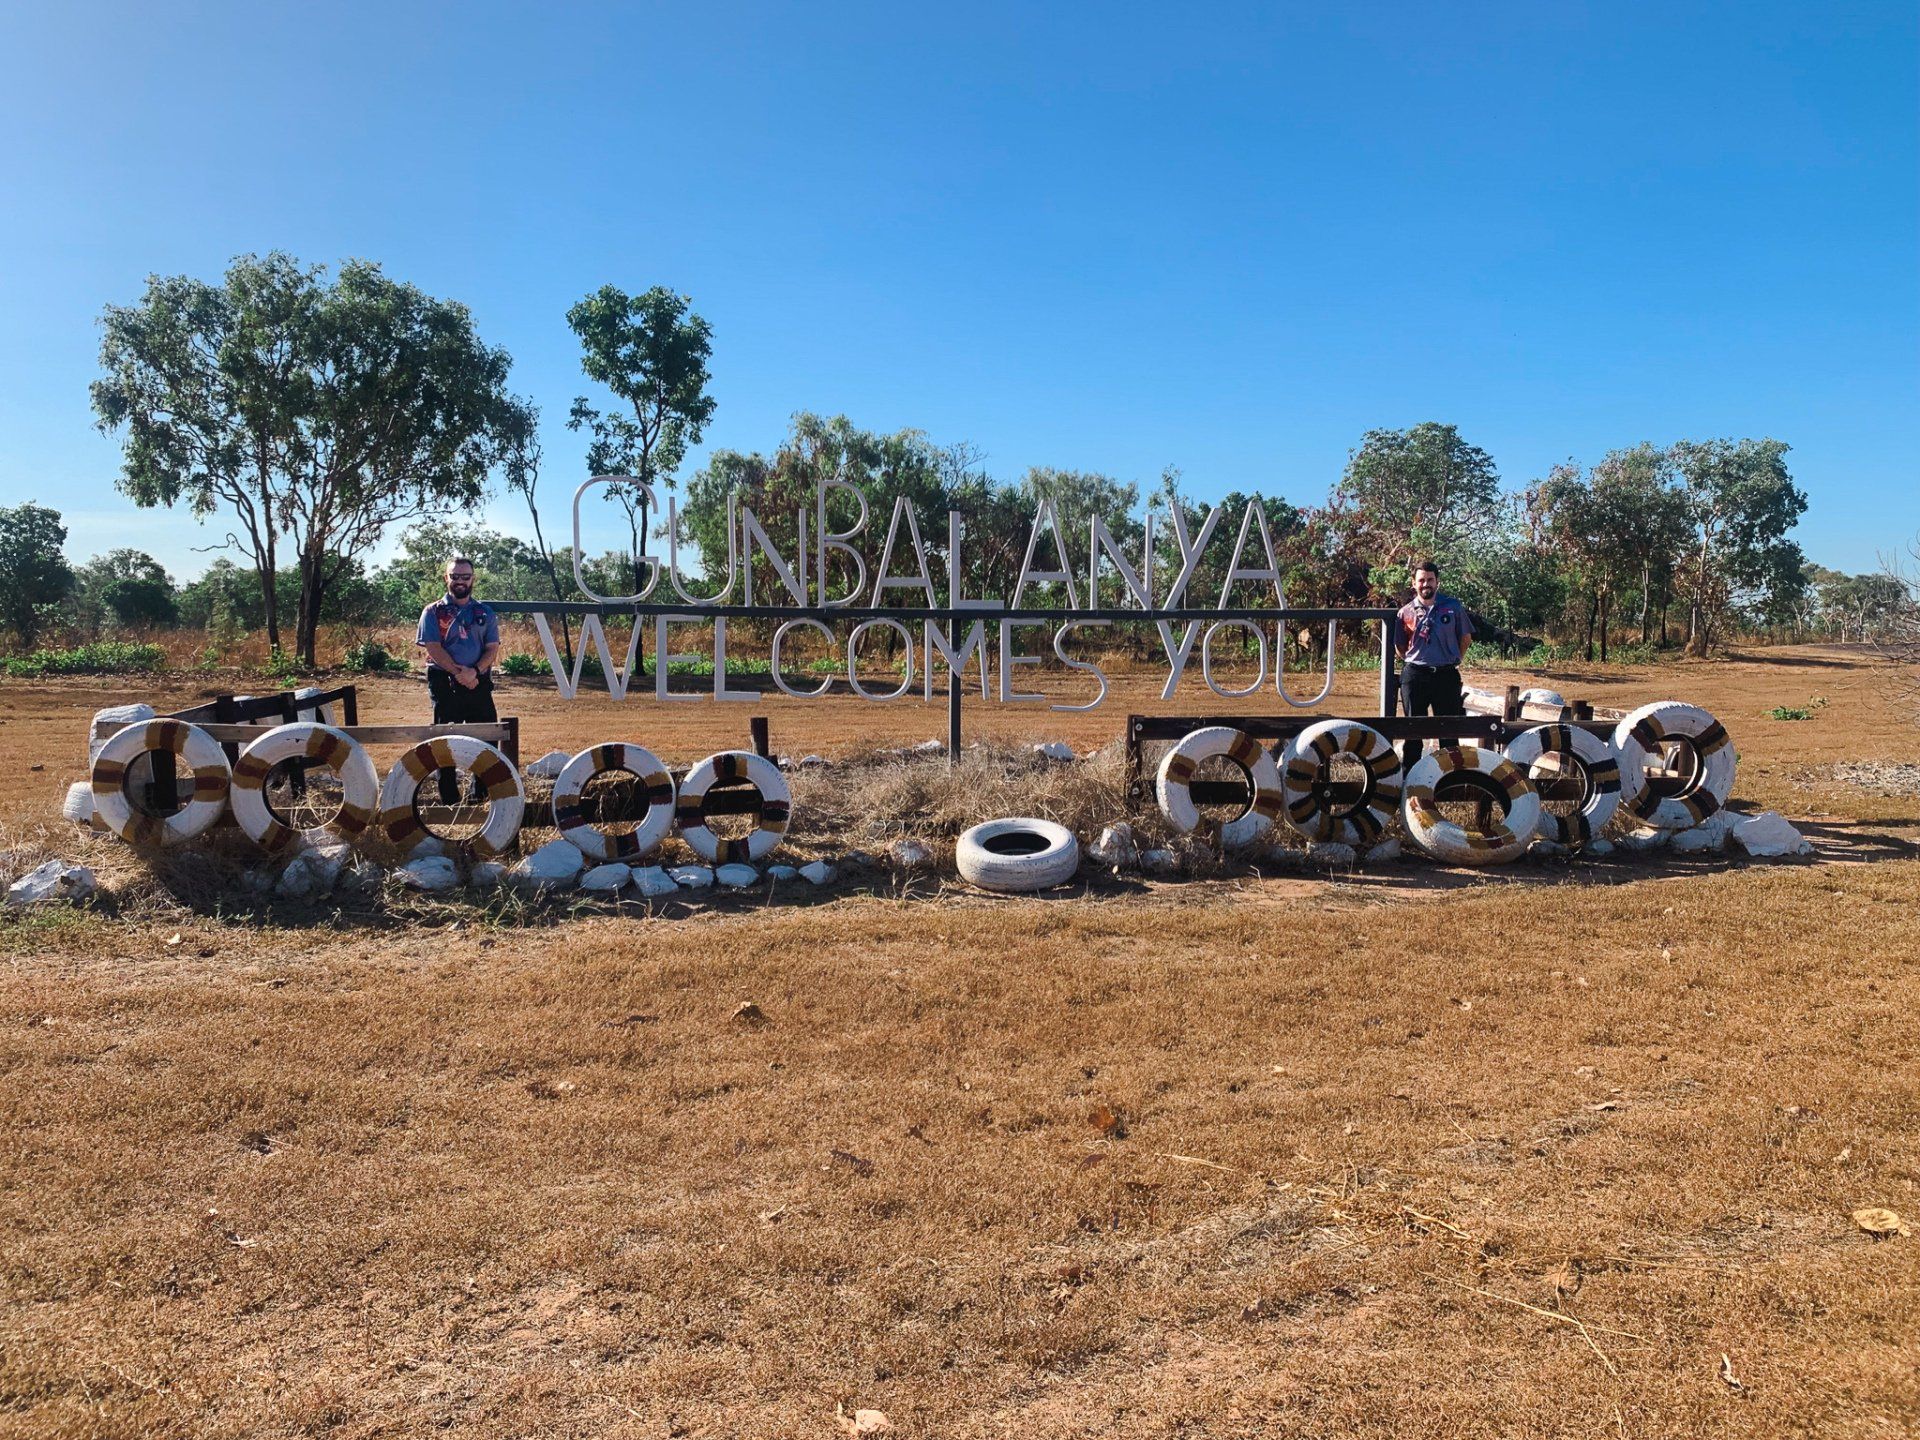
<box><xmin>1399</xmin><ymin>662</ymin><xmax>1464</xmax><ymax>773</ymax></box>
<box><xmin>427</xmin><ymin>668</ymin><xmax>497</xmax><ymax>803</ymax></box>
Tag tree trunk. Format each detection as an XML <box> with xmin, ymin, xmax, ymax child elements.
<box><xmin>1686</xmin><ymin>531</ymin><xmax>1713</xmax><ymax>658</ymax></box>
<box><xmin>296</xmin><ymin>546</ymin><xmax>324</xmax><ymax>668</ymax></box>
<box><xmin>1599</xmin><ymin>591</ymin><xmax>1610</xmax><ymax>662</ymax></box>
<box><xmin>1584</xmin><ymin>590</ymin><xmax>1597</xmax><ymax>661</ymax></box>
<box><xmin>1638</xmin><ymin>557</ymin><xmax>1651</xmax><ymax>642</ymax></box>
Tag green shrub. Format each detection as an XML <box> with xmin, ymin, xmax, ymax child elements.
<box><xmin>500</xmin><ymin>651</ymin><xmax>541</xmax><ymax>677</ymax></box>
<box><xmin>0</xmin><ymin>641</ymin><xmax>166</xmax><ymax>678</ymax></box>
<box><xmin>1765</xmin><ymin>695</ymin><xmax>1828</xmax><ymax>721</ymax></box>
<box><xmin>264</xmin><ymin>646</ymin><xmax>306</xmax><ymax>681</ymax></box>
<box><xmin>343</xmin><ymin>637</ymin><xmax>409</xmax><ymax>673</ymax></box>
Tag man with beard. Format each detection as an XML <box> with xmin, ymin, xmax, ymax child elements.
<box><xmin>1394</xmin><ymin>558</ymin><xmax>1473</xmax><ymax>773</ymax></box>
<box><xmin>416</xmin><ymin>556</ymin><xmax>501</xmax><ymax>804</ymax></box>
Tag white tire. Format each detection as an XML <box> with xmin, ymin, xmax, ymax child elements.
<box><xmin>1279</xmin><ymin>719</ymin><xmax>1402</xmax><ymax>846</ymax></box>
<box><xmin>90</xmin><ymin>719</ymin><xmax>231</xmax><ymax>847</ymax></box>
<box><xmin>955</xmin><ymin>817</ymin><xmax>1080</xmax><ymax>892</ymax></box>
<box><xmin>1613</xmin><ymin>701</ymin><xmax>1736</xmax><ymax>832</ymax></box>
<box><xmin>1401</xmin><ymin>744</ymin><xmax>1539</xmax><ymax>865</ymax></box>
<box><xmin>378</xmin><ymin>736</ymin><xmax>525</xmax><ymax>857</ymax></box>
<box><xmin>230</xmin><ymin>723</ymin><xmax>380</xmax><ymax>853</ymax></box>
<box><xmin>677</xmin><ymin>750</ymin><xmax>792</xmax><ymax>864</ymax></box>
<box><xmin>1501</xmin><ymin>723</ymin><xmax>1622</xmax><ymax>847</ymax></box>
<box><xmin>1519</xmin><ymin>687</ymin><xmax>1568</xmax><ymax>710</ymax></box>
<box><xmin>552</xmin><ymin>742</ymin><xmax>677</xmax><ymax>861</ymax></box>
<box><xmin>1156</xmin><ymin>726</ymin><xmax>1284</xmax><ymax>848</ymax></box>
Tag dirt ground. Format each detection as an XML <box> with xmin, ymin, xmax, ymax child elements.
<box><xmin>2</xmin><ymin>645</ymin><xmax>1917</xmax><ymax>1438</ymax></box>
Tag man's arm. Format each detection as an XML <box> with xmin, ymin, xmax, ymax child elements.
<box><xmin>475</xmin><ymin>609</ymin><xmax>501</xmax><ymax>674</ymax></box>
<box><xmin>421</xmin><ymin>640</ymin><xmax>478</xmax><ymax>686</ymax></box>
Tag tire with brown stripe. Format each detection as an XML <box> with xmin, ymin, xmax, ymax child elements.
<box><xmin>230</xmin><ymin>722</ymin><xmax>380</xmax><ymax>853</ymax></box>
<box><xmin>89</xmin><ymin>719</ymin><xmax>231</xmax><ymax>847</ymax></box>
<box><xmin>1277</xmin><ymin>719</ymin><xmax>1402</xmax><ymax>846</ymax></box>
<box><xmin>1612</xmin><ymin>701</ymin><xmax>1736</xmax><ymax>832</ymax></box>
<box><xmin>676</xmin><ymin>750</ymin><xmax>791</xmax><ymax>864</ymax></box>
<box><xmin>1155</xmin><ymin>726</ymin><xmax>1284</xmax><ymax>849</ymax></box>
<box><xmin>1401</xmin><ymin>744</ymin><xmax>1540</xmax><ymax>865</ymax></box>
<box><xmin>551</xmin><ymin>742</ymin><xmax>676</xmax><ymax>861</ymax></box>
<box><xmin>1501</xmin><ymin>723</ymin><xmax>1621</xmax><ymax>848</ymax></box>
<box><xmin>377</xmin><ymin>736</ymin><xmax>525</xmax><ymax>858</ymax></box>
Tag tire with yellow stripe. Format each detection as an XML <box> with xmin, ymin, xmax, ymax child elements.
<box><xmin>1278</xmin><ymin>719</ymin><xmax>1402</xmax><ymax>846</ymax></box>
<box><xmin>676</xmin><ymin>750</ymin><xmax>791</xmax><ymax>864</ymax></box>
<box><xmin>552</xmin><ymin>742</ymin><xmax>676</xmax><ymax>861</ymax></box>
<box><xmin>1501</xmin><ymin>723</ymin><xmax>1621</xmax><ymax>848</ymax></box>
<box><xmin>377</xmin><ymin>736</ymin><xmax>525</xmax><ymax>857</ymax></box>
<box><xmin>231</xmin><ymin>722</ymin><xmax>380</xmax><ymax>853</ymax></box>
<box><xmin>1401</xmin><ymin>744</ymin><xmax>1540</xmax><ymax>865</ymax></box>
<box><xmin>1612</xmin><ymin>701</ymin><xmax>1736</xmax><ymax>832</ymax></box>
<box><xmin>89</xmin><ymin>719</ymin><xmax>231</xmax><ymax>847</ymax></box>
<box><xmin>1155</xmin><ymin>726</ymin><xmax>1284</xmax><ymax>848</ymax></box>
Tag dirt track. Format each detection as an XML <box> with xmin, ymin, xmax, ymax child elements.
<box><xmin>2</xmin><ymin>646</ymin><xmax>1917</xmax><ymax>1438</ymax></box>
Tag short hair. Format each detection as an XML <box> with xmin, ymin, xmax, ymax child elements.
<box><xmin>445</xmin><ymin>555</ymin><xmax>475</xmax><ymax>573</ymax></box>
<box><xmin>1413</xmin><ymin>559</ymin><xmax>1439</xmax><ymax>576</ymax></box>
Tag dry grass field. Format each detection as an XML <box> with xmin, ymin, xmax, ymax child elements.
<box><xmin>2</xmin><ymin>645</ymin><xmax>1916</xmax><ymax>1438</ymax></box>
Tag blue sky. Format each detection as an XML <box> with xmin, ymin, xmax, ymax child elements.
<box><xmin>1</xmin><ymin>1</ymin><xmax>1914</xmax><ymax>578</ymax></box>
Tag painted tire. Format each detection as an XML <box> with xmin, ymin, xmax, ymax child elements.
<box><xmin>1502</xmin><ymin>723</ymin><xmax>1622</xmax><ymax>847</ymax></box>
<box><xmin>1613</xmin><ymin>701</ymin><xmax>1736</xmax><ymax>832</ymax></box>
<box><xmin>90</xmin><ymin>719</ymin><xmax>231</xmax><ymax>847</ymax></box>
<box><xmin>1401</xmin><ymin>744</ymin><xmax>1540</xmax><ymax>865</ymax></box>
<box><xmin>676</xmin><ymin>750</ymin><xmax>791</xmax><ymax>864</ymax></box>
<box><xmin>377</xmin><ymin>737</ymin><xmax>525</xmax><ymax>857</ymax></box>
<box><xmin>1156</xmin><ymin>726</ymin><xmax>1284</xmax><ymax>848</ymax></box>
<box><xmin>1279</xmin><ymin>719</ymin><xmax>1402</xmax><ymax>846</ymax></box>
<box><xmin>230</xmin><ymin>723</ymin><xmax>379</xmax><ymax>853</ymax></box>
<box><xmin>552</xmin><ymin>742</ymin><xmax>676</xmax><ymax>861</ymax></box>
<box><xmin>955</xmin><ymin>817</ymin><xmax>1080</xmax><ymax>892</ymax></box>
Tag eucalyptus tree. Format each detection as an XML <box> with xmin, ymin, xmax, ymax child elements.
<box><xmin>94</xmin><ymin>253</ymin><xmax>530</xmax><ymax>664</ymax></box>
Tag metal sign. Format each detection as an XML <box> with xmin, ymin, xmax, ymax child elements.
<box><xmin>489</xmin><ymin>477</ymin><xmax>1401</xmax><ymax>725</ymax></box>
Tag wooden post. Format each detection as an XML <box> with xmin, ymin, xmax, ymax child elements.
<box><xmin>749</xmin><ymin>715</ymin><xmax>771</xmax><ymax>759</ymax></box>
<box><xmin>503</xmin><ymin>716</ymin><xmax>520</xmax><ymax>767</ymax></box>
<box><xmin>1504</xmin><ymin>684</ymin><xmax>1521</xmax><ymax>722</ymax></box>
<box><xmin>947</xmin><ymin>672</ymin><xmax>962</xmax><ymax>766</ymax></box>
<box><xmin>1379</xmin><ymin>620</ymin><xmax>1398</xmax><ymax>716</ymax></box>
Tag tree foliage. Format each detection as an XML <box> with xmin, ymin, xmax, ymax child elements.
<box><xmin>93</xmin><ymin>253</ymin><xmax>530</xmax><ymax>663</ymax></box>
<box><xmin>0</xmin><ymin>504</ymin><xmax>74</xmax><ymax>647</ymax></box>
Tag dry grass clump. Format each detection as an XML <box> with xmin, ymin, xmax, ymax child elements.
<box><xmin>788</xmin><ymin>742</ymin><xmax>1140</xmax><ymax>852</ymax></box>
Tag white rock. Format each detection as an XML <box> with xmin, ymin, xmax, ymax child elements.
<box><xmin>1260</xmin><ymin>843</ymin><xmax>1305</xmax><ymax>869</ymax></box>
<box><xmin>6</xmin><ymin>859</ymin><xmax>97</xmax><ymax>909</ymax></box>
<box><xmin>668</xmin><ymin>864</ymin><xmax>714</xmax><ymax>889</ymax></box>
<box><xmin>510</xmin><ymin>838</ymin><xmax>586</xmax><ymax>890</ymax></box>
<box><xmin>889</xmin><ymin>838</ymin><xmax>934</xmax><ymax>869</ymax></box>
<box><xmin>797</xmin><ymin>754</ymin><xmax>830</xmax><ymax>768</ymax></box>
<box><xmin>241</xmin><ymin>869</ymin><xmax>273</xmax><ymax>894</ymax></box>
<box><xmin>61</xmin><ymin>781</ymin><xmax>95</xmax><ymax>826</ymax></box>
<box><xmin>467</xmin><ymin>860</ymin><xmax>506</xmax><ymax>890</ymax></box>
<box><xmin>1306</xmin><ymin>841</ymin><xmax>1358</xmax><ymax>866</ymax></box>
<box><xmin>1520</xmin><ymin>687</ymin><xmax>1568</xmax><ymax>709</ymax></box>
<box><xmin>1669</xmin><ymin>826</ymin><xmax>1724</xmax><ymax>854</ymax></box>
<box><xmin>1587</xmin><ymin>838</ymin><xmax>1614</xmax><ymax>856</ymax></box>
<box><xmin>1730</xmin><ymin>811</ymin><xmax>1813</xmax><ymax>858</ymax></box>
<box><xmin>1696</xmin><ymin>811</ymin><xmax>1737</xmax><ymax>841</ymax></box>
<box><xmin>87</xmin><ymin>704</ymin><xmax>157</xmax><ymax>762</ymax></box>
<box><xmin>631</xmin><ymin>865</ymin><xmax>679</xmax><ymax>898</ymax></box>
<box><xmin>1364</xmin><ymin>838</ymin><xmax>1402</xmax><ymax>864</ymax></box>
<box><xmin>1621</xmin><ymin>828</ymin><xmax>1669</xmax><ymax>852</ymax></box>
<box><xmin>410</xmin><ymin>836</ymin><xmax>452</xmax><ymax>859</ymax></box>
<box><xmin>1034</xmin><ymin>741</ymin><xmax>1076</xmax><ymax>762</ymax></box>
<box><xmin>767</xmin><ymin>864</ymin><xmax>799</xmax><ymax>880</ymax></box>
<box><xmin>1142</xmin><ymin>848</ymin><xmax>1179</xmax><ymax>876</ymax></box>
<box><xmin>274</xmin><ymin>856</ymin><xmax>322</xmax><ymax>899</ymax></box>
<box><xmin>911</xmin><ymin>739</ymin><xmax>945</xmax><ymax>754</ymax></box>
<box><xmin>304</xmin><ymin>843</ymin><xmax>351</xmax><ymax>892</ymax></box>
<box><xmin>399</xmin><ymin>856</ymin><xmax>460</xmax><ymax>892</ymax></box>
<box><xmin>1529</xmin><ymin>839</ymin><xmax>1571</xmax><ymax>858</ymax></box>
<box><xmin>716</xmin><ymin>863</ymin><xmax>759</xmax><ymax>889</ymax></box>
<box><xmin>799</xmin><ymin>860</ymin><xmax>837</xmax><ymax>885</ymax></box>
<box><xmin>524</xmin><ymin>749</ymin><xmax>572</xmax><ymax>780</ymax></box>
<box><xmin>1091</xmin><ymin>823</ymin><xmax>1140</xmax><ymax>868</ymax></box>
<box><xmin>580</xmin><ymin>862</ymin><xmax>633</xmax><ymax>892</ymax></box>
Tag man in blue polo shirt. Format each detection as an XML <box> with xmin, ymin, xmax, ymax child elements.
<box><xmin>416</xmin><ymin>556</ymin><xmax>501</xmax><ymax>804</ymax></box>
<box><xmin>1394</xmin><ymin>558</ymin><xmax>1473</xmax><ymax>772</ymax></box>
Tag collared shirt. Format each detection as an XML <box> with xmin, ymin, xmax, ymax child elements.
<box><xmin>416</xmin><ymin>594</ymin><xmax>499</xmax><ymax>671</ymax></box>
<box><xmin>1396</xmin><ymin>593</ymin><xmax>1472</xmax><ymax>667</ymax></box>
